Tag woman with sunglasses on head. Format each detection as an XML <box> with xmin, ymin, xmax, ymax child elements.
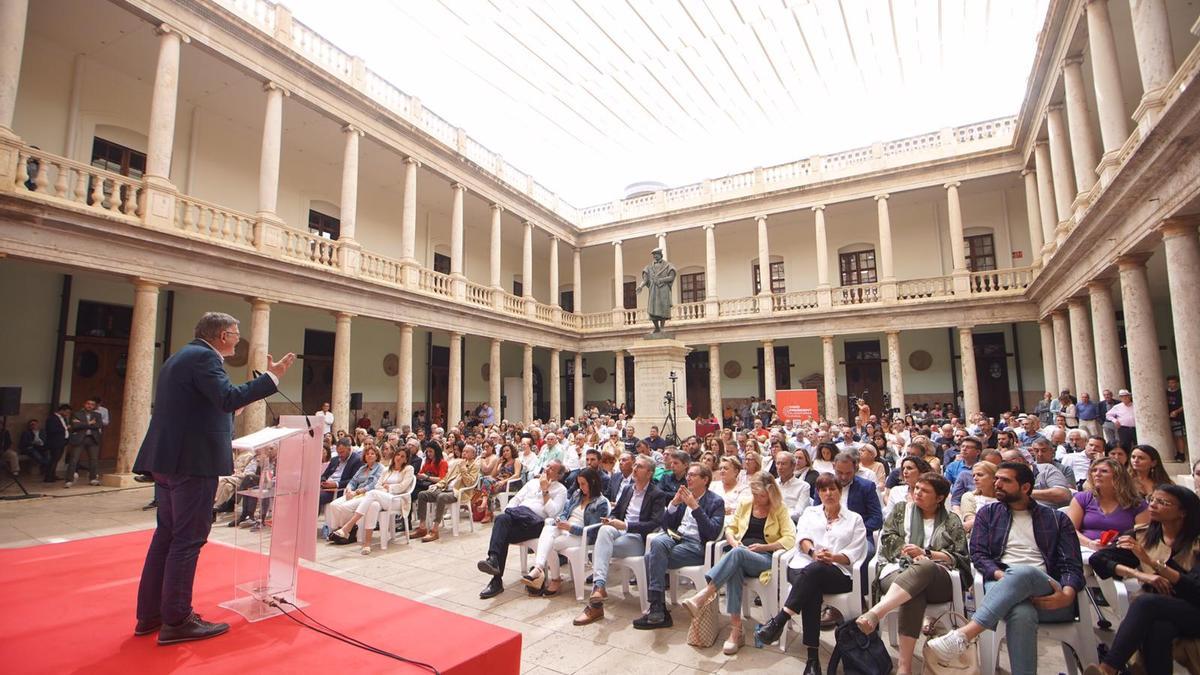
<box><xmin>1086</xmin><ymin>485</ymin><xmax>1200</xmax><ymax>675</ymax></box>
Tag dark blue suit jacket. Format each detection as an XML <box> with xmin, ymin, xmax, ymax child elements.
<box><xmin>610</xmin><ymin>481</ymin><xmax>668</xmax><ymax>537</ymax></box>
<box><xmin>43</xmin><ymin>414</ymin><xmax>69</xmax><ymax>451</ymax></box>
<box><xmin>321</xmin><ymin>452</ymin><xmax>364</xmax><ymax>489</ymax></box>
<box><xmin>846</xmin><ymin>475</ymin><xmax>884</xmax><ymax>535</ymax></box>
<box><xmin>660</xmin><ymin>488</ymin><xmax>725</xmax><ymax>543</ymax></box>
<box><xmin>133</xmin><ymin>339</ymin><xmax>277</xmax><ymax>477</ymax></box>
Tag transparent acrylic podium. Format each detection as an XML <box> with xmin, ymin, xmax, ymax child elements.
<box><xmin>219</xmin><ymin>415</ymin><xmax>324</xmax><ymax>622</ymax></box>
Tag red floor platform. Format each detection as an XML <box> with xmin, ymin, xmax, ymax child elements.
<box><xmin>0</xmin><ymin>530</ymin><xmax>521</xmax><ymax>674</ymax></box>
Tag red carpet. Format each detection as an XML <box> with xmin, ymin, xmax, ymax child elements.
<box><xmin>0</xmin><ymin>530</ymin><xmax>520</xmax><ymax>674</ymax></box>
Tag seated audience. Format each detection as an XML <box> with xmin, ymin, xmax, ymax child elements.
<box><xmin>682</xmin><ymin>472</ymin><xmax>796</xmax><ymax>655</ymax></box>
<box><xmin>325</xmin><ymin>446</ymin><xmax>383</xmax><ymax>542</ymax></box>
<box><xmin>812</xmin><ymin>442</ymin><xmax>837</xmax><ymax>474</ymax></box>
<box><xmin>1066</xmin><ymin>457</ymin><xmax>1149</xmax><ymax>550</ymax></box>
<box><xmin>858</xmin><ymin>473</ymin><xmax>972</xmax><ymax>675</ymax></box>
<box><xmin>1028</xmin><ymin>438</ymin><xmax>1074</xmax><ymax>508</ymax></box>
<box><xmin>754</xmin><ymin>473</ymin><xmax>867</xmax><ymax>675</ymax></box>
<box><xmin>329</xmin><ymin>446</ymin><xmax>415</xmax><ymax>553</ymax></box>
<box><xmin>886</xmin><ymin>456</ymin><xmax>932</xmax><ymax>517</ymax></box>
<box><xmin>632</xmin><ymin>462</ymin><xmax>724</xmax><ymax>630</ymax></box>
<box><xmin>1129</xmin><ymin>444</ymin><xmax>1172</xmax><ymax>498</ymax></box>
<box><xmin>319</xmin><ymin>437</ymin><xmax>362</xmax><ymax>507</ymax></box>
<box><xmin>773</xmin><ymin>452</ymin><xmax>811</xmax><ymax>520</ymax></box>
<box><xmin>412</xmin><ymin>444</ymin><xmax>480</xmax><ymax>542</ymax></box>
<box><xmin>959</xmin><ymin>461</ymin><xmax>999</xmax><ymax>533</ymax></box>
<box><xmin>710</xmin><ymin>456</ymin><xmax>746</xmax><ymax>518</ymax></box>
<box><xmin>926</xmin><ymin>462</ymin><xmax>1085</xmax><ymax>675</ymax></box>
<box><xmin>522</xmin><ymin>468</ymin><xmax>610</xmax><ymax>596</ymax></box>
<box><xmin>476</xmin><ymin>461</ymin><xmax>567</xmax><ymax>599</ymax></box>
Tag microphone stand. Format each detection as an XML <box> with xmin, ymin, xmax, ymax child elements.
<box><xmin>254</xmin><ymin>370</ymin><xmax>314</xmax><ymax>437</ymax></box>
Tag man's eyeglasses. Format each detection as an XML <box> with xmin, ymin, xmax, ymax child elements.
<box><xmin>222</xmin><ymin>330</ymin><xmax>241</xmax><ymax>339</ymax></box>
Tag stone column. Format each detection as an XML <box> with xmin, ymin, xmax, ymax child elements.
<box><xmin>447</xmin><ymin>331</ymin><xmax>462</xmax><ymax>428</ymax></box>
<box><xmin>875</xmin><ymin>194</ymin><xmax>894</xmax><ymax>281</ymax></box>
<box><xmin>814</xmin><ymin>205</ymin><xmax>832</xmax><ymax>307</ymax></box>
<box><xmin>338</xmin><ymin>125</ymin><xmax>361</xmax><ymax>245</ymax></box>
<box><xmin>1033</xmin><ymin>142</ymin><xmax>1060</xmax><ymax>256</ymax></box>
<box><xmin>886</xmin><ymin>330</ymin><xmax>905</xmax><ymax>413</ymax></box>
<box><xmin>110</xmin><ymin>278</ymin><xmax>163</xmax><ymax>483</ymax></box>
<box><xmin>657</xmin><ymin>232</ymin><xmax>668</xmax><ymax>259</ymax></box>
<box><xmin>1129</xmin><ymin>0</ymin><xmax>1176</xmax><ymax>129</ymax></box>
<box><xmin>522</xmin><ymin>344</ymin><xmax>533</xmax><ymax>423</ymax></box>
<box><xmin>614</xmin><ymin>350</ymin><xmax>626</xmax><ymax>407</ymax></box>
<box><xmin>1039</xmin><ymin>319</ymin><xmax>1059</xmax><ymax>396</ymax></box>
<box><xmin>763</xmin><ymin>340</ymin><xmax>776</xmax><ymax>401</ymax></box>
<box><xmin>945</xmin><ymin>182</ymin><xmax>969</xmax><ymax>292</ymax></box>
<box><xmin>1062</xmin><ymin>56</ymin><xmax>1101</xmax><ymax>195</ymax></box>
<box><xmin>332</xmin><ymin>312</ymin><xmax>353</xmax><ymax>437</ymax></box>
<box><xmin>703</xmin><ymin>224</ymin><xmax>719</xmax><ymax>315</ymax></box>
<box><xmin>401</xmin><ymin>157</ymin><xmax>419</xmax><ymax>282</ymax></box>
<box><xmin>257</xmin><ymin>82</ymin><xmax>288</xmax><ymax>218</ymax></box>
<box><xmin>521</xmin><ymin>221</ymin><xmax>533</xmax><ymax>298</ymax></box>
<box><xmin>449</xmin><ymin>182</ymin><xmax>465</xmax><ymax>299</ymax></box>
<box><xmin>397</xmin><ymin>322</ymin><xmax>413</xmax><ymax>432</ymax></box>
<box><xmin>612</xmin><ymin>240</ymin><xmax>624</xmax><ymax>321</ymax></box>
<box><xmin>549</xmin><ymin>348</ymin><xmax>561</xmax><ymax>421</ymax></box>
<box><xmin>573</xmin><ymin>353</ymin><xmax>584</xmax><ymax>418</ymax></box>
<box><xmin>1021</xmin><ymin>170</ymin><xmax>1045</xmax><ymax>265</ymax></box>
<box><xmin>1086</xmin><ymin>0</ymin><xmax>1132</xmax><ymax>181</ymax></box>
<box><xmin>1088</xmin><ymin>279</ymin><xmax>1127</xmax><ymax>395</ymax></box>
<box><xmin>1068</xmin><ymin>298</ymin><xmax>1098</xmax><ymax>399</ymax></box>
<box><xmin>709</xmin><ymin>344</ymin><xmax>722</xmax><ymax>423</ymax></box>
<box><xmin>1046</xmin><ymin>106</ymin><xmax>1077</xmax><ymax>237</ymax></box>
<box><xmin>822</xmin><ymin>336</ymin><xmax>839</xmax><ymax>420</ymax></box>
<box><xmin>1052</xmin><ymin>308</ymin><xmax>1076</xmax><ymax>395</ymax></box>
<box><xmin>756</xmin><ymin>215</ymin><xmax>771</xmax><ymax>303</ymax></box>
<box><xmin>489</xmin><ymin>204</ymin><xmax>503</xmax><ymax>309</ymax></box>
<box><xmin>572</xmin><ymin>247</ymin><xmax>582</xmax><ymax>313</ymax></box>
<box><xmin>146</xmin><ymin>25</ymin><xmax>188</xmax><ymax>181</ymax></box>
<box><xmin>959</xmin><ymin>327</ymin><xmax>980</xmax><ymax>418</ymax></box>
<box><xmin>549</xmin><ymin>235</ymin><xmax>560</xmax><ymax>309</ymax></box>
<box><xmin>242</xmin><ymin>297</ymin><xmax>273</xmax><ymax>434</ymax></box>
<box><xmin>0</xmin><ymin>0</ymin><xmax>29</xmax><ymax>137</ymax></box>
<box><xmin>1118</xmin><ymin>255</ymin><xmax>1171</xmax><ymax>452</ymax></box>
<box><xmin>489</xmin><ymin>338</ymin><xmax>501</xmax><ymax>419</ymax></box>
<box><xmin>1162</xmin><ymin>219</ymin><xmax>1200</xmax><ymax>462</ymax></box>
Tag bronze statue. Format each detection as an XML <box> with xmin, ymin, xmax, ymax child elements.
<box><xmin>637</xmin><ymin>248</ymin><xmax>676</xmax><ymax>335</ymax></box>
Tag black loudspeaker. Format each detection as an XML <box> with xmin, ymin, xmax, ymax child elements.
<box><xmin>349</xmin><ymin>392</ymin><xmax>363</xmax><ymax>410</ymax></box>
<box><xmin>0</xmin><ymin>387</ymin><xmax>19</xmax><ymax>417</ymax></box>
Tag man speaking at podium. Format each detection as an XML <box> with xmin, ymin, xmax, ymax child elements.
<box><xmin>133</xmin><ymin>312</ymin><xmax>296</xmax><ymax>645</ymax></box>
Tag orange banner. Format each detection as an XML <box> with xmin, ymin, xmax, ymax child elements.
<box><xmin>776</xmin><ymin>389</ymin><xmax>820</xmax><ymax>422</ymax></box>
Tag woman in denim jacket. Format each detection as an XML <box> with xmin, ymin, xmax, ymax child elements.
<box><xmin>522</xmin><ymin>468</ymin><xmax>611</xmax><ymax>596</ymax></box>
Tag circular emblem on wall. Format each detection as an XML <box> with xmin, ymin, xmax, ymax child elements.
<box><xmin>481</xmin><ymin>363</ymin><xmax>490</xmax><ymax>381</ymax></box>
<box><xmin>723</xmin><ymin>361</ymin><xmax>741</xmax><ymax>378</ymax></box>
<box><xmin>225</xmin><ymin>338</ymin><xmax>249</xmax><ymax>367</ymax></box>
<box><xmin>383</xmin><ymin>353</ymin><xmax>399</xmax><ymax>376</ymax></box>
<box><xmin>908</xmin><ymin>350</ymin><xmax>933</xmax><ymax>371</ymax></box>
<box><xmin>989</xmin><ymin>362</ymin><xmax>1003</xmax><ymax>379</ymax></box>
<box><xmin>593</xmin><ymin>367</ymin><xmax>608</xmax><ymax>383</ymax></box>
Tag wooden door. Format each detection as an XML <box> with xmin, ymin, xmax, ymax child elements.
<box><xmin>844</xmin><ymin>340</ymin><xmax>884</xmax><ymax>417</ymax></box>
<box><xmin>69</xmin><ymin>339</ymin><xmax>127</xmax><ymax>460</ymax></box>
<box><xmin>685</xmin><ymin>351</ymin><xmax>710</xmax><ymax>418</ymax></box>
<box><xmin>973</xmin><ymin>332</ymin><xmax>1012</xmax><ymax>417</ymax></box>
<box><xmin>430</xmin><ymin>345</ymin><xmax>449</xmax><ymax>426</ymax></box>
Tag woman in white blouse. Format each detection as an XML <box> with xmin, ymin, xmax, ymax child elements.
<box><xmin>812</xmin><ymin>442</ymin><xmax>838</xmax><ymax>475</ymax></box>
<box><xmin>884</xmin><ymin>456</ymin><xmax>932</xmax><ymax>519</ymax></box>
<box><xmin>754</xmin><ymin>473</ymin><xmax>867</xmax><ymax>675</ymax></box>
<box><xmin>330</xmin><ymin>447</ymin><xmax>415</xmax><ymax>555</ymax></box>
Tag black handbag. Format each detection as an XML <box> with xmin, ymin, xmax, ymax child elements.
<box><xmin>828</xmin><ymin>619</ymin><xmax>892</xmax><ymax>675</ymax></box>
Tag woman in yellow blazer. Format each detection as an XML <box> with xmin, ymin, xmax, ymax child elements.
<box><xmin>682</xmin><ymin>471</ymin><xmax>797</xmax><ymax>654</ymax></box>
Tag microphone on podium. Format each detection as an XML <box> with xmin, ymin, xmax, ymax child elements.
<box><xmin>254</xmin><ymin>370</ymin><xmax>314</xmax><ymax>437</ymax></box>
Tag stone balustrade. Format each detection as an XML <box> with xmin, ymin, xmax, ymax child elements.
<box><xmin>281</xmin><ymin>228</ymin><xmax>339</xmax><ymax>268</ymax></box>
<box><xmin>13</xmin><ymin>147</ymin><xmax>143</xmax><ymax>219</ymax></box>
<box><xmin>175</xmin><ymin>195</ymin><xmax>256</xmax><ymax>249</ymax></box>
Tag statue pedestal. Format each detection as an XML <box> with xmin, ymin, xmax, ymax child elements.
<box><xmin>626</xmin><ymin>338</ymin><xmax>695</xmax><ymax>443</ymax></box>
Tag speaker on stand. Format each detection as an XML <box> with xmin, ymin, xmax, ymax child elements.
<box><xmin>0</xmin><ymin>387</ymin><xmax>41</xmax><ymax>500</ymax></box>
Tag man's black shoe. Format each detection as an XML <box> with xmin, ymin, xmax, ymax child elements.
<box><xmin>632</xmin><ymin>603</ymin><xmax>672</xmax><ymax>630</ymax></box>
<box><xmin>479</xmin><ymin>577</ymin><xmax>504</xmax><ymax>599</ymax></box>
<box><xmin>156</xmin><ymin>614</ymin><xmax>230</xmax><ymax>645</ymax></box>
<box><xmin>803</xmin><ymin>658</ymin><xmax>821</xmax><ymax>675</ymax></box>
<box><xmin>133</xmin><ymin>617</ymin><xmax>162</xmax><ymax>636</ymax></box>
<box><xmin>477</xmin><ymin>556</ymin><xmax>502</xmax><ymax>577</ymax></box>
<box><xmin>133</xmin><ymin>474</ymin><xmax>155</xmax><ymax>483</ymax></box>
<box><xmin>755</xmin><ymin>615</ymin><xmax>787</xmax><ymax>646</ymax></box>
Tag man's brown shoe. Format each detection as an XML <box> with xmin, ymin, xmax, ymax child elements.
<box><xmin>589</xmin><ymin>586</ymin><xmax>608</xmax><ymax>604</ymax></box>
<box><xmin>573</xmin><ymin>604</ymin><xmax>604</xmax><ymax>626</ymax></box>
<box><xmin>820</xmin><ymin>605</ymin><xmax>843</xmax><ymax>630</ymax></box>
<box><xmin>412</xmin><ymin>527</ymin><xmax>429</xmax><ymax>539</ymax></box>
<box><xmin>420</xmin><ymin>531</ymin><xmax>439</xmax><ymax>542</ymax></box>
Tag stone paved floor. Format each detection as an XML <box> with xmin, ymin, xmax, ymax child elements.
<box><xmin>1</xmin><ymin>487</ymin><xmax>1090</xmax><ymax>674</ymax></box>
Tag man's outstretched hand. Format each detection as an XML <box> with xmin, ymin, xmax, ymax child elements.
<box><xmin>267</xmin><ymin>353</ymin><xmax>297</xmax><ymax>380</ymax></box>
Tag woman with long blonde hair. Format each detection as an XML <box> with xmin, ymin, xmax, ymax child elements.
<box><xmin>1067</xmin><ymin>457</ymin><xmax>1149</xmax><ymax>550</ymax></box>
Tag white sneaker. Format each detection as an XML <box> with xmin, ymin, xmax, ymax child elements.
<box><xmin>64</xmin><ymin>482</ymin><xmax>73</xmax><ymax>488</ymax></box>
<box><xmin>73</xmin><ymin>472</ymin><xmax>79</xmax><ymax>482</ymax></box>
<box><xmin>90</xmin><ymin>479</ymin><xmax>101</xmax><ymax>486</ymax></box>
<box><xmin>926</xmin><ymin>629</ymin><xmax>970</xmax><ymax>662</ymax></box>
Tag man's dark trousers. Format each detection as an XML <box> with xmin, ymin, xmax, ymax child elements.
<box><xmin>485</xmin><ymin>512</ymin><xmax>545</xmax><ymax>578</ymax></box>
<box><xmin>137</xmin><ymin>473</ymin><xmax>218</xmax><ymax>625</ymax></box>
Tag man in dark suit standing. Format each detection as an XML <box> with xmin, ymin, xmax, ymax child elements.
<box><xmin>42</xmin><ymin>404</ymin><xmax>71</xmax><ymax>482</ymax></box>
<box><xmin>64</xmin><ymin>397</ymin><xmax>103</xmax><ymax>487</ymax></box>
<box><xmin>133</xmin><ymin>312</ymin><xmax>295</xmax><ymax>645</ymax></box>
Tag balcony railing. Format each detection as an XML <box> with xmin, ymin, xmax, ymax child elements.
<box><xmin>502</xmin><ymin>292</ymin><xmax>524</xmax><ymax>315</ymax></box>
<box><xmin>837</xmin><ymin>284</ymin><xmax>880</xmax><ymax>306</ymax></box>
<box><xmin>418</xmin><ymin>267</ymin><xmax>450</xmax><ymax>295</ymax></box>
<box><xmin>282</xmin><ymin>230</ymin><xmax>339</xmax><ymax>268</ymax></box>
<box><xmin>465</xmin><ymin>280</ymin><xmax>491</xmax><ymax>307</ymax></box>
<box><xmin>718</xmin><ymin>296</ymin><xmax>759</xmax><ymax>317</ymax></box>
<box><xmin>176</xmin><ymin>195</ymin><xmax>256</xmax><ymax>249</ymax></box>
<box><xmin>672</xmin><ymin>301</ymin><xmax>706</xmax><ymax>321</ymax></box>
<box><xmin>361</xmin><ymin>251</ymin><xmax>403</xmax><ymax>286</ymax></box>
<box><xmin>14</xmin><ymin>147</ymin><xmax>143</xmax><ymax>218</ymax></box>
<box><xmin>772</xmin><ymin>290</ymin><xmax>820</xmax><ymax>313</ymax></box>
<box><xmin>969</xmin><ymin>267</ymin><xmax>1034</xmax><ymax>294</ymax></box>
<box><xmin>897</xmin><ymin>276</ymin><xmax>953</xmax><ymax>301</ymax></box>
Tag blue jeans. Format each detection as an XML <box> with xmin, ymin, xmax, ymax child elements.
<box><xmin>705</xmin><ymin>546</ymin><xmax>773</xmax><ymax>614</ymax></box>
<box><xmin>646</xmin><ymin>535</ymin><xmax>705</xmax><ymax>595</ymax></box>
<box><xmin>975</xmin><ymin>565</ymin><xmax>1076</xmax><ymax>675</ymax></box>
<box><xmin>591</xmin><ymin>525</ymin><xmax>644</xmax><ymax>588</ymax></box>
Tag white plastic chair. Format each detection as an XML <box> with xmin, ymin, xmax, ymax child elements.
<box><xmin>516</xmin><ymin>522</ymin><xmax>604</xmax><ymax>601</ymax></box>
<box><xmin>375</xmin><ymin>494</ymin><xmax>412</xmax><ymax>549</ymax></box>
<box><xmin>777</xmin><ymin>549</ymin><xmax>866</xmax><ymax>653</ymax></box>
<box><xmin>866</xmin><ymin>557</ymin><xmax>965</xmax><ymax>647</ymax></box>
<box><xmin>608</xmin><ymin>547</ymin><xmax>651</xmax><ymax>613</ymax></box>
<box><xmin>666</xmin><ymin>538</ymin><xmax>720</xmax><ymax>605</ymax></box>
<box><xmin>494</xmin><ymin>476</ymin><xmax>524</xmax><ymax>512</ymax></box>
<box><xmin>445</xmin><ymin>475</ymin><xmax>480</xmax><ymax>537</ymax></box>
<box><xmin>972</xmin><ymin>575</ymin><xmax>1099</xmax><ymax>675</ymax></box>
